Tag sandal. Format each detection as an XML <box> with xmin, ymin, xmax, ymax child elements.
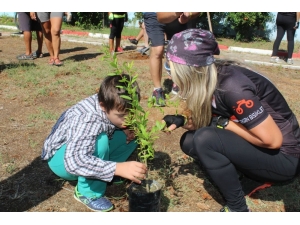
<box><xmin>48</xmin><ymin>58</ymin><xmax>55</xmax><ymax>65</ymax></box>
<box><xmin>32</xmin><ymin>50</ymin><xmax>43</xmax><ymax>59</ymax></box>
<box><xmin>53</xmin><ymin>58</ymin><xmax>63</xmax><ymax>66</ymax></box>
<box><xmin>16</xmin><ymin>53</ymin><xmax>34</xmax><ymax>60</ymax></box>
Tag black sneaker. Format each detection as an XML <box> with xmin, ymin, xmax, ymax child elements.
<box><xmin>220</xmin><ymin>205</ymin><xmax>251</xmax><ymax>212</ymax></box>
<box><xmin>152</xmin><ymin>88</ymin><xmax>166</xmax><ymax>107</ymax></box>
<box><xmin>128</xmin><ymin>38</ymin><xmax>138</xmax><ymax>45</ymax></box>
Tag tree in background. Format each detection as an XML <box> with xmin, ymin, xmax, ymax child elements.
<box><xmin>68</xmin><ymin>12</ymin><xmax>274</xmax><ymax>42</ymax></box>
<box><xmin>225</xmin><ymin>12</ymin><xmax>274</xmax><ymax>41</ymax></box>
<box><xmin>70</xmin><ymin>12</ymin><xmax>108</xmax><ymax>29</ymax></box>
<box><xmin>132</xmin><ymin>12</ymin><xmax>274</xmax><ymax>42</ymax></box>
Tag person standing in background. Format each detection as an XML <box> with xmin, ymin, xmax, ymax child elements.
<box><xmin>143</xmin><ymin>12</ymin><xmax>201</xmax><ymax>106</ymax></box>
<box><xmin>31</xmin><ymin>12</ymin><xmax>64</xmax><ymax>66</ymax></box>
<box><xmin>108</xmin><ymin>12</ymin><xmax>128</xmax><ymax>55</ymax></box>
<box><xmin>128</xmin><ymin>21</ymin><xmax>150</xmax><ymax>55</ymax></box>
<box><xmin>270</xmin><ymin>12</ymin><xmax>300</xmax><ymax>65</ymax></box>
<box><xmin>16</xmin><ymin>12</ymin><xmax>43</xmax><ymax>60</ymax></box>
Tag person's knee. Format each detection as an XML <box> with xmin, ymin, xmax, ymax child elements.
<box><xmin>180</xmin><ymin>130</ymin><xmax>195</xmax><ymax>156</ymax></box>
<box><xmin>192</xmin><ymin>127</ymin><xmax>219</xmax><ymax>156</ymax></box>
<box><xmin>150</xmin><ymin>46</ymin><xmax>164</xmax><ymax>58</ymax></box>
<box><xmin>51</xmin><ymin>28</ymin><xmax>61</xmax><ymax>37</ymax></box>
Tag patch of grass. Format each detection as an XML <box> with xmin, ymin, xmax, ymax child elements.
<box><xmin>29</xmin><ymin>108</ymin><xmax>58</xmax><ymax>121</ymax></box>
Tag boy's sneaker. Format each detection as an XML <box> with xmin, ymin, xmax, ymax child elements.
<box><xmin>128</xmin><ymin>38</ymin><xmax>138</xmax><ymax>45</ymax></box>
<box><xmin>270</xmin><ymin>56</ymin><xmax>279</xmax><ymax>63</ymax></box>
<box><xmin>74</xmin><ymin>186</ymin><xmax>114</xmax><ymax>212</ymax></box>
<box><xmin>152</xmin><ymin>88</ymin><xmax>166</xmax><ymax>107</ymax></box>
<box><xmin>287</xmin><ymin>58</ymin><xmax>293</xmax><ymax>65</ymax></box>
<box><xmin>220</xmin><ymin>205</ymin><xmax>251</xmax><ymax>212</ymax></box>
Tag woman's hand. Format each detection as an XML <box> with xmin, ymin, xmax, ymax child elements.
<box><xmin>30</xmin><ymin>12</ymin><xmax>37</xmax><ymax>20</ymax></box>
<box><xmin>162</xmin><ymin>114</ymin><xmax>186</xmax><ymax>131</ymax></box>
<box><xmin>162</xmin><ymin>114</ymin><xmax>195</xmax><ymax>132</ymax></box>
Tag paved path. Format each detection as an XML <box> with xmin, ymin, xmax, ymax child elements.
<box><xmin>58</xmin><ymin>30</ymin><xmax>300</xmax><ymax>69</ymax></box>
<box><xmin>1</xmin><ymin>25</ymin><xmax>300</xmax><ymax>70</ymax></box>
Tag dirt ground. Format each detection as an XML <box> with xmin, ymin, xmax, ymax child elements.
<box><xmin>1</xmin><ymin>34</ymin><xmax>300</xmax><ymax>212</ymax></box>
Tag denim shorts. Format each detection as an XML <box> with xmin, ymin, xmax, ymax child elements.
<box><xmin>143</xmin><ymin>12</ymin><xmax>166</xmax><ymax>47</ymax></box>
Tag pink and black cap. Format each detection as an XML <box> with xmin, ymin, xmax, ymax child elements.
<box><xmin>166</xmin><ymin>28</ymin><xmax>220</xmax><ymax>67</ymax></box>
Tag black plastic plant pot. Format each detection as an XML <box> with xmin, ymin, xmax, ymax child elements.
<box><xmin>127</xmin><ymin>179</ymin><xmax>162</xmax><ymax>212</ymax></box>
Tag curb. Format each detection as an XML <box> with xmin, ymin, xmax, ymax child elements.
<box><xmin>1</xmin><ymin>25</ymin><xmax>299</xmax><ymax>58</ymax></box>
<box><xmin>61</xmin><ymin>30</ymin><xmax>300</xmax><ymax>58</ymax></box>
<box><xmin>244</xmin><ymin>60</ymin><xmax>300</xmax><ymax>69</ymax></box>
<box><xmin>229</xmin><ymin>46</ymin><xmax>300</xmax><ymax>58</ymax></box>
<box><xmin>61</xmin><ymin>30</ymin><xmax>129</xmax><ymax>40</ymax></box>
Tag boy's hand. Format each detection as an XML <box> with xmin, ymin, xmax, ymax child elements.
<box><xmin>123</xmin><ymin>128</ymin><xmax>136</xmax><ymax>144</ymax></box>
<box><xmin>115</xmin><ymin>161</ymin><xmax>147</xmax><ymax>184</ymax></box>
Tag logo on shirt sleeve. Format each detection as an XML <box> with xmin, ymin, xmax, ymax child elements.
<box><xmin>234</xmin><ymin>99</ymin><xmax>254</xmax><ymax>114</ymax></box>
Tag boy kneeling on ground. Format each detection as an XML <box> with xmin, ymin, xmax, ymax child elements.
<box><xmin>41</xmin><ymin>74</ymin><xmax>147</xmax><ymax>212</ymax></box>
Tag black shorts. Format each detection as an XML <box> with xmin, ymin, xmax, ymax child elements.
<box><xmin>18</xmin><ymin>12</ymin><xmax>42</xmax><ymax>32</ymax></box>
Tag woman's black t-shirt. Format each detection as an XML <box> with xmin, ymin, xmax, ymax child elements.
<box><xmin>212</xmin><ymin>64</ymin><xmax>300</xmax><ymax>158</ymax></box>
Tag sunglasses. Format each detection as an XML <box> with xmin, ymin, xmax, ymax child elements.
<box><xmin>164</xmin><ymin>61</ymin><xmax>171</xmax><ymax>76</ymax></box>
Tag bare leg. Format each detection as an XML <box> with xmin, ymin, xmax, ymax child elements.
<box><xmin>23</xmin><ymin>31</ymin><xmax>32</xmax><ymax>55</ymax></box>
<box><xmin>142</xmin><ymin>22</ymin><xmax>149</xmax><ymax>47</ymax></box>
<box><xmin>149</xmin><ymin>45</ymin><xmax>164</xmax><ymax>88</ymax></box>
<box><xmin>115</xmin><ymin>38</ymin><xmax>121</xmax><ymax>51</ymax></box>
<box><xmin>136</xmin><ymin>29</ymin><xmax>144</xmax><ymax>42</ymax></box>
<box><xmin>35</xmin><ymin>30</ymin><xmax>43</xmax><ymax>53</ymax></box>
<box><xmin>41</xmin><ymin>21</ymin><xmax>54</xmax><ymax>59</ymax></box>
<box><xmin>109</xmin><ymin>39</ymin><xmax>114</xmax><ymax>52</ymax></box>
<box><xmin>49</xmin><ymin>17</ymin><xmax>62</xmax><ymax>59</ymax></box>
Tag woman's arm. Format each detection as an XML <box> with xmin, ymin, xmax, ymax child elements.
<box><xmin>226</xmin><ymin>115</ymin><xmax>283</xmax><ymax>149</ymax></box>
<box><xmin>156</xmin><ymin>12</ymin><xmax>201</xmax><ymax>24</ymax></box>
<box><xmin>156</xmin><ymin>12</ymin><xmax>183</xmax><ymax>23</ymax></box>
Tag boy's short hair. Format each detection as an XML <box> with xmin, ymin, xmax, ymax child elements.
<box><xmin>98</xmin><ymin>74</ymin><xmax>140</xmax><ymax>113</ymax></box>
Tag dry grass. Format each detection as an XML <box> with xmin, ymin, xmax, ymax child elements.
<box><xmin>1</xmin><ymin>35</ymin><xmax>300</xmax><ymax>213</ymax></box>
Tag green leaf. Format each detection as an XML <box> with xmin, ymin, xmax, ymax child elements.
<box><xmin>120</xmin><ymin>95</ymin><xmax>132</xmax><ymax>100</ymax></box>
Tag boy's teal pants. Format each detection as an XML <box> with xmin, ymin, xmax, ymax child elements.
<box><xmin>47</xmin><ymin>130</ymin><xmax>137</xmax><ymax>198</ymax></box>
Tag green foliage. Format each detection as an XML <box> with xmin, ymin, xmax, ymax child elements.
<box><xmin>71</xmin><ymin>12</ymin><xmax>108</xmax><ymax>29</ymax></box>
<box><xmin>177</xmin><ymin>12</ymin><xmax>274</xmax><ymax>41</ymax></box>
<box><xmin>134</xmin><ymin>12</ymin><xmax>144</xmax><ymax>22</ymax></box>
<box><xmin>225</xmin><ymin>12</ymin><xmax>274</xmax><ymax>41</ymax></box>
<box><xmin>101</xmin><ymin>49</ymin><xmax>166</xmax><ymax>166</ymax></box>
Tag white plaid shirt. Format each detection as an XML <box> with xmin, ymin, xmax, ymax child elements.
<box><xmin>42</xmin><ymin>94</ymin><xmax>117</xmax><ymax>182</ymax></box>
